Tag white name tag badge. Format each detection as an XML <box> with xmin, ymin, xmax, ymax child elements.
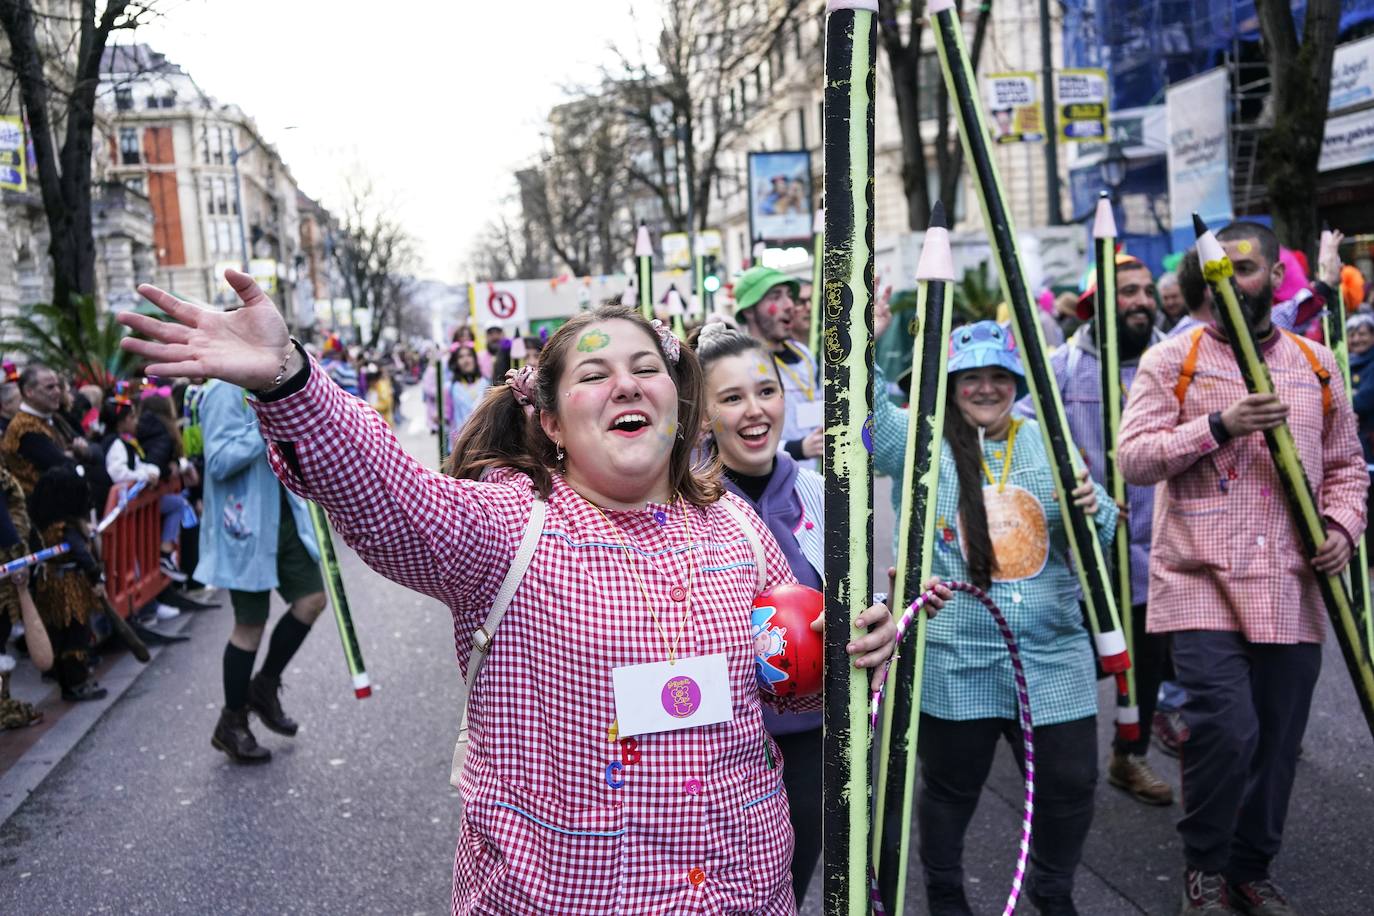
<box><xmin>793</xmin><ymin>400</ymin><xmax>823</xmax><ymax>431</ymax></box>
<box><xmin>612</xmin><ymin>653</ymin><xmax>733</xmax><ymax>738</ymax></box>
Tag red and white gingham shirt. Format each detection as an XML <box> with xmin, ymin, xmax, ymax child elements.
<box><xmin>1118</xmin><ymin>328</ymin><xmax>1368</xmax><ymax>643</ymax></box>
<box><xmin>252</xmin><ymin>359</ymin><xmax>804</xmax><ymax>914</ymax></box>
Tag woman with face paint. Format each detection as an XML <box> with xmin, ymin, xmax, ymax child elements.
<box><xmin>915</xmin><ymin>320</ymin><xmax>1116</xmax><ymax>916</ymax></box>
<box><xmin>120</xmin><ymin>274</ymin><xmax>911</xmax><ymax>916</ymax></box>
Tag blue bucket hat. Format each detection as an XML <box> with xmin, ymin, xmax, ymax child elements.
<box><xmin>947</xmin><ymin>320</ymin><xmax>1028</xmax><ymax>399</ymax></box>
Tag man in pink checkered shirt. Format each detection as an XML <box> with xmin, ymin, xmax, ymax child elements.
<box><xmin>1119</xmin><ymin>222</ymin><xmax>1367</xmax><ymax>916</ymax></box>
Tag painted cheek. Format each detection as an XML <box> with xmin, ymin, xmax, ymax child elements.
<box><xmin>766</xmin><ymin>303</ymin><xmax>779</xmax><ymax>316</ymax></box>
<box><xmin>960</xmin><ymin>387</ymin><xmax>975</xmax><ymax>399</ymax></box>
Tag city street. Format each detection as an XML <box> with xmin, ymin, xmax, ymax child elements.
<box><xmin>1</xmin><ymin>387</ymin><xmax>1372</xmax><ymax>915</ymax></box>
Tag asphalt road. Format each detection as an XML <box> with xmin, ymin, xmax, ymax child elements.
<box><xmin>3</xmin><ymin>385</ymin><xmax>1372</xmax><ymax>915</ymax></box>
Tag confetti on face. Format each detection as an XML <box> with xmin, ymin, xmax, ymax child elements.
<box><xmin>756</xmin><ymin>361</ymin><xmax>772</xmax><ymax>376</ymax></box>
<box><xmin>577</xmin><ymin>330</ymin><xmax>611</xmax><ymax>352</ymax></box>
<box><xmin>1236</xmin><ymin>239</ymin><xmax>1253</xmax><ymax>256</ymax></box>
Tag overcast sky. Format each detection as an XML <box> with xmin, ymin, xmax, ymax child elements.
<box><xmin>137</xmin><ymin>0</ymin><xmax>659</xmax><ymax>283</ymax></box>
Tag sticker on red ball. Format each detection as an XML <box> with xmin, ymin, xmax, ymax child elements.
<box><xmin>662</xmin><ymin>675</ymin><xmax>702</xmax><ymax>718</ymax></box>
<box><xmin>750</xmin><ymin>584</ymin><xmax>824</xmax><ymax>698</ymax></box>
<box><xmin>612</xmin><ymin>654</ymin><xmax>733</xmax><ymax>737</ymax></box>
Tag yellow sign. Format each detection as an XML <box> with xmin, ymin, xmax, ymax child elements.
<box><xmin>1056</xmin><ymin>69</ymin><xmax>1110</xmax><ymax>142</ymax></box>
<box><xmin>0</xmin><ymin>116</ymin><xmax>27</xmax><ymax>192</ymax></box>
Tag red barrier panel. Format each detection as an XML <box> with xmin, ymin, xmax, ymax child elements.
<box><xmin>101</xmin><ymin>479</ymin><xmax>176</xmax><ymax>619</ymax></box>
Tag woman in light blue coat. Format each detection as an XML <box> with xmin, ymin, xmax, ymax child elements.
<box><xmin>196</xmin><ymin>379</ymin><xmax>328</xmax><ymax>764</ymax></box>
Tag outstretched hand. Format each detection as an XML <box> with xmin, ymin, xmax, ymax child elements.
<box><xmin>119</xmin><ymin>269</ymin><xmax>291</xmax><ymax>390</ymax></box>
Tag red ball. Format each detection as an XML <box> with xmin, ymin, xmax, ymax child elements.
<box><xmin>751</xmin><ymin>584</ymin><xmax>824</xmax><ymax>698</ymax></box>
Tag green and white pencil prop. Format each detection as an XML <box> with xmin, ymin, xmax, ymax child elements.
<box><xmin>636</xmin><ymin>223</ymin><xmax>654</xmax><ymax>321</ymax></box>
<box><xmin>929</xmin><ymin>0</ymin><xmax>1129</xmax><ymax>678</ymax></box>
<box><xmin>822</xmin><ymin>2</ymin><xmax>878</xmax><ymax>913</ymax></box>
<box><xmin>307</xmin><ymin>501</ymin><xmax>371</xmax><ymax>699</ymax></box>
<box><xmin>872</xmin><ymin>201</ymin><xmax>955</xmax><ymax>914</ymax></box>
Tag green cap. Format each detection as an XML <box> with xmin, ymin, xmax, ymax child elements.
<box><xmin>732</xmin><ymin>266</ymin><xmax>801</xmax><ymax>318</ymax></box>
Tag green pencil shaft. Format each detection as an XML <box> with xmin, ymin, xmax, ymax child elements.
<box><xmin>931</xmin><ymin>2</ymin><xmax>1126</xmax><ymax>660</ymax></box>
<box><xmin>1094</xmin><ymin>244</ymin><xmax>1136</xmax><ymax>717</ymax></box>
<box><xmin>873</xmin><ymin>278</ymin><xmax>952</xmax><ymax>914</ymax></box>
<box><xmin>695</xmin><ymin>253</ymin><xmax>705</xmax><ymax>321</ymax></box>
<box><xmin>1324</xmin><ymin>299</ymin><xmax>1374</xmax><ymax>658</ymax></box>
<box><xmin>307</xmin><ymin>501</ymin><xmax>368</xmax><ymax>686</ymax></box>
<box><xmin>822</xmin><ymin>5</ymin><xmax>876</xmax><ymax>913</ymax></box>
<box><xmin>638</xmin><ymin>256</ymin><xmax>653</xmax><ymax>320</ymax></box>
<box><xmin>436</xmin><ymin>357</ymin><xmax>447</xmax><ymax>465</ymax></box>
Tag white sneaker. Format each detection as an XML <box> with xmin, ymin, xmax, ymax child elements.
<box><xmin>154</xmin><ymin>603</ymin><xmax>181</xmax><ymax>621</ymax></box>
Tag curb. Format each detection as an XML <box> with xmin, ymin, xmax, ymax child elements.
<box><xmin>0</xmin><ymin>609</ymin><xmax>200</xmax><ymax>828</ymax></box>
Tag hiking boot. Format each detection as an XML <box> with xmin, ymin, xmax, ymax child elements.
<box><xmin>61</xmin><ymin>680</ymin><xmax>108</xmax><ymax>702</ymax></box>
<box><xmin>1230</xmin><ymin>879</ymin><xmax>1297</xmax><ymax>916</ymax></box>
<box><xmin>926</xmin><ymin>883</ymin><xmax>973</xmax><ymax>916</ymax></box>
<box><xmin>1181</xmin><ymin>869</ymin><xmax>1234</xmax><ymax>915</ymax></box>
<box><xmin>248</xmin><ymin>672</ymin><xmax>298</xmax><ymax>736</ymax></box>
<box><xmin>211</xmin><ymin>707</ymin><xmax>271</xmax><ymax>764</ymax></box>
<box><xmin>1153</xmin><ymin>710</ymin><xmax>1186</xmax><ymax>758</ymax></box>
<box><xmin>1108</xmin><ymin>751</ymin><xmax>1175</xmax><ymax>805</ymax></box>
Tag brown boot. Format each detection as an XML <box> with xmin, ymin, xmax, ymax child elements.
<box><xmin>211</xmin><ymin>707</ymin><xmax>271</xmax><ymax>764</ymax></box>
<box><xmin>1108</xmin><ymin>751</ymin><xmax>1174</xmax><ymax>805</ymax></box>
<box><xmin>247</xmin><ymin>672</ymin><xmax>298</xmax><ymax>736</ymax></box>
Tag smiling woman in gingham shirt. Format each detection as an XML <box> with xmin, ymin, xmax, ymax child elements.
<box><xmin>120</xmin><ymin>282</ymin><xmax>905</xmax><ymax>915</ymax></box>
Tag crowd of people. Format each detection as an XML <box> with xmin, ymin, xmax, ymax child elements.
<box><xmin>2</xmin><ymin>212</ymin><xmax>1365</xmax><ymax>915</ymax></box>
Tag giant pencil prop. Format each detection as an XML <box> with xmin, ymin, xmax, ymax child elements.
<box><xmin>436</xmin><ymin>349</ymin><xmax>448</xmax><ymax>465</ymax></box>
<box><xmin>871</xmin><ymin>202</ymin><xmax>955</xmax><ymax>914</ymax></box>
<box><xmin>636</xmin><ymin>223</ymin><xmax>654</xmax><ymax>321</ymax></box>
<box><xmin>929</xmin><ymin>0</ymin><xmax>1129</xmax><ymax>677</ymax></box>
<box><xmin>307</xmin><ymin>501</ymin><xmax>372</xmax><ymax>700</ymax></box>
<box><xmin>1195</xmin><ymin>215</ymin><xmax>1374</xmax><ymax>738</ymax></box>
<box><xmin>1320</xmin><ymin>279</ymin><xmax>1374</xmax><ymax>656</ymax></box>
<box><xmin>1091</xmin><ymin>195</ymin><xmax>1138</xmax><ymax>742</ymax></box>
<box><xmin>822</xmin><ymin>2</ymin><xmax>877</xmax><ymax>912</ymax></box>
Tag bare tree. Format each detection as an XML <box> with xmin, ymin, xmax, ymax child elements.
<box><xmin>331</xmin><ymin>179</ymin><xmax>416</xmax><ymax>349</ymax></box>
<box><xmin>0</xmin><ymin>0</ymin><xmax>158</xmax><ymax>319</ymax></box>
<box><xmin>467</xmin><ymin>209</ymin><xmax>546</xmax><ymax>281</ymax></box>
<box><xmin>610</xmin><ymin>0</ymin><xmax>808</xmax><ymax>234</ymax></box>
<box><xmin>878</xmin><ymin>0</ymin><xmax>994</xmax><ymax>231</ymax></box>
<box><xmin>1255</xmin><ymin>0</ymin><xmax>1342</xmax><ymax>260</ymax></box>
<box><xmin>519</xmin><ymin>96</ymin><xmax>628</xmax><ymax>276</ymax></box>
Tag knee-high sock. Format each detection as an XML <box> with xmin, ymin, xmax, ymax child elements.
<box><xmin>259</xmin><ymin>613</ymin><xmax>312</xmax><ymax>681</ymax></box>
<box><xmin>223</xmin><ymin>643</ymin><xmax>255</xmax><ymax>710</ymax></box>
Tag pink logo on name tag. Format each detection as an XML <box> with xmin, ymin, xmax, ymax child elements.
<box><xmin>661</xmin><ymin>675</ymin><xmax>702</xmax><ymax>718</ymax></box>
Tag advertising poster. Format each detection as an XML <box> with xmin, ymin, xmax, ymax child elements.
<box><xmin>0</xmin><ymin>116</ymin><xmax>26</xmax><ymax>191</ymax></box>
<box><xmin>1055</xmin><ymin>68</ymin><xmax>1109</xmax><ymax>142</ymax></box>
<box><xmin>1328</xmin><ymin>35</ymin><xmax>1374</xmax><ymax>112</ymax></box>
<box><xmin>1166</xmin><ymin>68</ymin><xmax>1233</xmax><ymax>241</ymax></box>
<box><xmin>748</xmin><ymin>151</ymin><xmax>813</xmax><ymax>245</ymax></box>
<box><xmin>984</xmin><ymin>72</ymin><xmax>1044</xmax><ymax>144</ymax></box>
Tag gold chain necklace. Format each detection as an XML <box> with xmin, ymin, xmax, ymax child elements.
<box><xmin>590</xmin><ymin>496</ymin><xmax>697</xmax><ymax>664</ymax></box>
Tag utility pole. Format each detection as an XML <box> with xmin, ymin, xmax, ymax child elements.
<box><xmin>1039</xmin><ymin>0</ymin><xmax>1063</xmax><ymax>225</ymax></box>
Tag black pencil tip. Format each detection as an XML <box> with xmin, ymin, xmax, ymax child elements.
<box><xmin>1191</xmin><ymin>213</ymin><xmax>1208</xmax><ymax>237</ymax></box>
<box><xmin>930</xmin><ymin>200</ymin><xmax>947</xmax><ymax>230</ymax></box>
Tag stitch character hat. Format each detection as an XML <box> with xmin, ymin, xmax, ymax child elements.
<box><xmin>946</xmin><ymin>320</ymin><xmax>1028</xmax><ymax>399</ymax></box>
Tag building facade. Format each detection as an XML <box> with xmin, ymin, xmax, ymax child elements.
<box><xmin>97</xmin><ymin>44</ymin><xmax>303</xmax><ymax>321</ymax></box>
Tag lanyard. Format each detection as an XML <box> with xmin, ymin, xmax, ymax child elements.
<box><xmin>979</xmin><ymin>418</ymin><xmax>1021</xmax><ymax>493</ymax></box>
<box><xmin>774</xmin><ymin>342</ymin><xmax>817</xmax><ymax>402</ymax></box>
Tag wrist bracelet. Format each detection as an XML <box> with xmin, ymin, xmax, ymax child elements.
<box><xmin>268</xmin><ymin>339</ymin><xmax>300</xmax><ymax>389</ymax></box>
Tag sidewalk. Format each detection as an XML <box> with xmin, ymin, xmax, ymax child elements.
<box><xmin>0</xmin><ymin>595</ymin><xmax>218</xmax><ymax>827</ymax></box>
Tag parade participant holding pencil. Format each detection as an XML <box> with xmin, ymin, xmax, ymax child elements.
<box><xmin>915</xmin><ymin>320</ymin><xmax>1114</xmax><ymax>916</ymax></box>
<box><xmin>1119</xmin><ymin>220</ymin><xmax>1367</xmax><ymax>916</ymax></box>
<box><xmin>1054</xmin><ymin>245</ymin><xmax>1174</xmax><ymax>807</ymax></box>
<box><xmin>195</xmin><ymin>376</ymin><xmax>328</xmax><ymax>764</ymax></box>
<box><xmin>120</xmin><ymin>272</ymin><xmax>906</xmax><ymax>914</ymax></box>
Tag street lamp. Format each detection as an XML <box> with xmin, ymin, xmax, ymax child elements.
<box><xmin>1099</xmin><ymin>139</ymin><xmax>1128</xmax><ymax>198</ymax></box>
